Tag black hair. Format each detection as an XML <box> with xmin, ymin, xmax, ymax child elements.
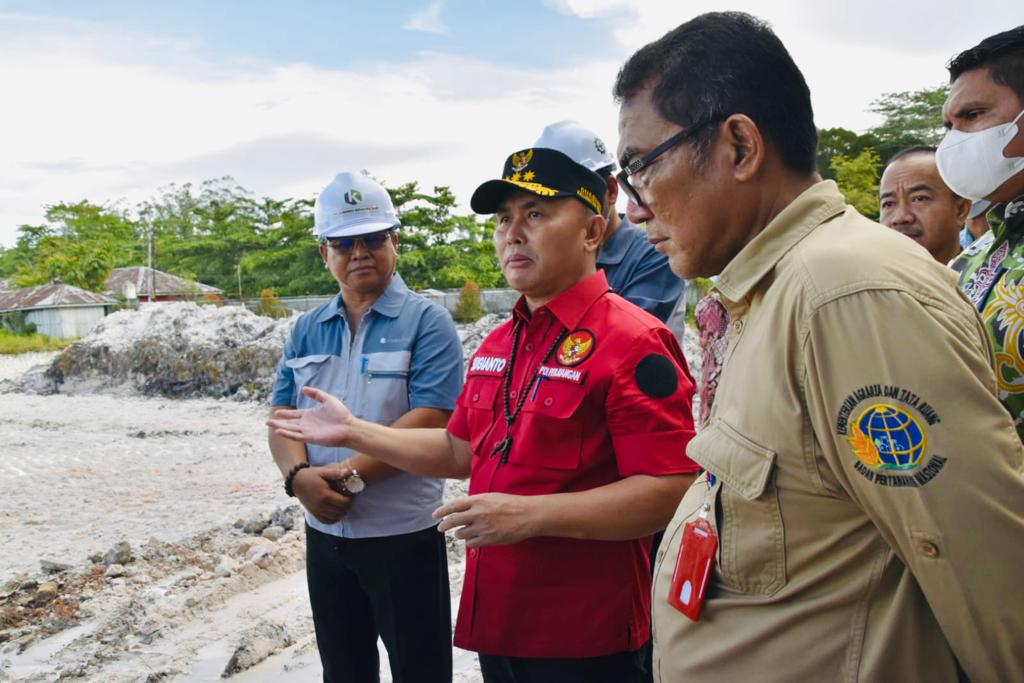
<box><xmin>613</xmin><ymin>11</ymin><xmax>817</xmax><ymax>174</ymax></box>
<box><xmin>948</xmin><ymin>25</ymin><xmax>1024</xmax><ymax>102</ymax></box>
<box><xmin>887</xmin><ymin>145</ymin><xmax>937</xmax><ymax>164</ymax></box>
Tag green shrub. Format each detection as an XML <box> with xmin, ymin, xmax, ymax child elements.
<box><xmin>255</xmin><ymin>288</ymin><xmax>288</xmax><ymax>318</ymax></box>
<box><xmin>0</xmin><ymin>329</ymin><xmax>72</xmax><ymax>354</ymax></box>
<box><xmin>0</xmin><ymin>311</ymin><xmax>37</xmax><ymax>335</ymax></box>
<box><xmin>453</xmin><ymin>279</ymin><xmax>484</xmax><ymax>323</ymax></box>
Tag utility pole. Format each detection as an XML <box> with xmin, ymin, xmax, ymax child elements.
<box><xmin>237</xmin><ymin>261</ymin><xmax>244</xmax><ymax>309</ymax></box>
<box><xmin>147</xmin><ymin>228</ymin><xmax>155</xmax><ymax>303</ymax></box>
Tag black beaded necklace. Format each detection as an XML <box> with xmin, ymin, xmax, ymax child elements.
<box><xmin>491</xmin><ymin>319</ymin><xmax>569</xmax><ymax>464</ymax></box>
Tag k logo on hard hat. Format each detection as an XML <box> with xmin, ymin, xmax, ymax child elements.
<box><xmin>344</xmin><ymin>190</ymin><xmax>363</xmax><ymax>205</ymax></box>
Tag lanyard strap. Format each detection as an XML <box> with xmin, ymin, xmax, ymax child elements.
<box><xmin>491</xmin><ymin>320</ymin><xmax>568</xmax><ymax>463</ymax></box>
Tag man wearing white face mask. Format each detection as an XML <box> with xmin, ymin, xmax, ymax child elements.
<box><xmin>939</xmin><ymin>25</ymin><xmax>1024</xmax><ymax>439</ymax></box>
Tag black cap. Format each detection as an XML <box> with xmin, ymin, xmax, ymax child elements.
<box><xmin>471</xmin><ymin>147</ymin><xmax>606</xmax><ymax>215</ymax></box>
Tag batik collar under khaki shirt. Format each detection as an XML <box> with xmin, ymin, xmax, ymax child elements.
<box><xmin>653</xmin><ymin>181</ymin><xmax>1024</xmax><ymax>682</ymax></box>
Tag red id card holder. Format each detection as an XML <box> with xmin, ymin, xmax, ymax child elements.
<box><xmin>667</xmin><ymin>515</ymin><xmax>718</xmax><ymax>621</ymax></box>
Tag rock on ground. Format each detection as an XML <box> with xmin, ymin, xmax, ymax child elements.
<box><xmin>223</xmin><ymin>620</ymin><xmax>295</xmax><ymax>675</ymax></box>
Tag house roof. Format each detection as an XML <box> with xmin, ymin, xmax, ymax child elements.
<box><xmin>104</xmin><ymin>266</ymin><xmax>222</xmax><ymax>298</ymax></box>
<box><xmin>0</xmin><ymin>284</ymin><xmax>117</xmax><ymax>312</ymax></box>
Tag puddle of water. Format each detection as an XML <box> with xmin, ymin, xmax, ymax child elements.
<box><xmin>3</xmin><ymin>619</ymin><xmax>97</xmax><ymax>678</ymax></box>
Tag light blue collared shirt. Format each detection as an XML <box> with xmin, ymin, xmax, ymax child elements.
<box><xmin>272</xmin><ymin>272</ymin><xmax>464</xmax><ymax>538</ymax></box>
<box><xmin>597</xmin><ymin>218</ymin><xmax>685</xmax><ymax>322</ymax></box>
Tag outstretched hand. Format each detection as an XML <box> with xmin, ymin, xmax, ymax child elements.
<box><xmin>267</xmin><ymin>386</ymin><xmax>354</xmax><ymax>447</ymax></box>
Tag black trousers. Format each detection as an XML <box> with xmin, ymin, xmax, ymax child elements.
<box><xmin>478</xmin><ymin>650</ymin><xmax>643</xmax><ymax>683</ymax></box>
<box><xmin>305</xmin><ymin>524</ymin><xmax>452</xmax><ymax>683</ymax></box>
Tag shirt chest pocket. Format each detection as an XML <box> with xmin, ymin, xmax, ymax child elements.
<box><xmin>361</xmin><ymin>351</ymin><xmax>411</xmax><ymax>424</ymax></box>
<box><xmin>511</xmin><ymin>379</ymin><xmax>587</xmax><ymax>471</ymax></box>
<box><xmin>689</xmin><ymin>418</ymin><xmax>786</xmax><ymax>597</ymax></box>
<box><xmin>457</xmin><ymin>376</ymin><xmax>503</xmax><ymax>455</ymax></box>
<box><xmin>284</xmin><ymin>354</ymin><xmax>347</xmax><ymax>409</ymax></box>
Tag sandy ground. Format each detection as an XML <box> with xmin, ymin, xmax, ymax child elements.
<box><xmin>0</xmin><ymin>316</ymin><xmax>701</xmax><ymax>682</ymax></box>
<box><xmin>0</xmin><ymin>355</ymin><xmax>480</xmax><ymax>682</ymax></box>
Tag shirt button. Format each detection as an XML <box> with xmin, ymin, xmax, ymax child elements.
<box><xmin>472</xmin><ymin>393</ymin><xmax>480</xmax><ymax>402</ymax></box>
<box><xmin>510</xmin><ymin>390</ymin><xmax>517</xmax><ymax>399</ymax></box>
<box><xmin>543</xmin><ymin>397</ymin><xmax>553</xmax><ymax>407</ymax></box>
<box><xmin>469</xmin><ymin>548</ymin><xmax>479</xmax><ymax>558</ymax></box>
<box><xmin>918</xmin><ymin>541</ymin><xmax>940</xmax><ymax>558</ymax></box>
<box><xmin>732</xmin><ymin>319</ymin><xmax>744</xmax><ymax>334</ymax></box>
<box><xmin>525</xmin><ymin>343</ymin><xmax>535</xmax><ymax>352</ymax></box>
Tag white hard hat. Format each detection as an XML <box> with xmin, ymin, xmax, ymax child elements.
<box><xmin>968</xmin><ymin>199</ymin><xmax>992</xmax><ymax>220</ymax></box>
<box><xmin>534</xmin><ymin>120</ymin><xmax>616</xmax><ymax>173</ymax></box>
<box><xmin>314</xmin><ymin>172</ymin><xmax>400</xmax><ymax>239</ymax></box>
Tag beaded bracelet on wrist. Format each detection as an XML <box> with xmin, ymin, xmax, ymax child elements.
<box><xmin>284</xmin><ymin>462</ymin><xmax>311</xmax><ymax>497</ymax></box>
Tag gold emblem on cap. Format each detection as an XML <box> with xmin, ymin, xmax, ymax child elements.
<box><xmin>511</xmin><ymin>149</ymin><xmax>534</xmax><ymax>172</ymax></box>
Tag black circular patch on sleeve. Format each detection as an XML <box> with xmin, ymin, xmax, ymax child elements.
<box><xmin>635</xmin><ymin>353</ymin><xmax>678</xmax><ymax>398</ymax></box>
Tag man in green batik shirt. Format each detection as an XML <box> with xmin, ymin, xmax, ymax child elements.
<box><xmin>940</xmin><ymin>26</ymin><xmax>1024</xmax><ymax>437</ymax></box>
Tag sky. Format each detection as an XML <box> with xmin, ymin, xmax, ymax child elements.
<box><xmin>0</xmin><ymin>0</ymin><xmax>1019</xmax><ymax>247</ymax></box>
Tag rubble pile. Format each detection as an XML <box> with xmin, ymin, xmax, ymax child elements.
<box><xmin>0</xmin><ymin>506</ymin><xmax>307</xmax><ymax>680</ymax></box>
<box><xmin>3</xmin><ymin>301</ymin><xmax>700</xmax><ymax>415</ymax></box>
<box><xmin>457</xmin><ymin>313</ymin><xmax>505</xmax><ymax>363</ymax></box>
<box><xmin>18</xmin><ymin>303</ymin><xmax>296</xmax><ymax>401</ymax></box>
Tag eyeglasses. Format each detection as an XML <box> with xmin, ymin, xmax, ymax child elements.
<box><xmin>323</xmin><ymin>230</ymin><xmax>394</xmax><ymax>254</ymax></box>
<box><xmin>616</xmin><ymin>115</ymin><xmax>723</xmax><ymax>206</ymax></box>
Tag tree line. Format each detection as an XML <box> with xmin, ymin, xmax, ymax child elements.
<box><xmin>0</xmin><ymin>179</ymin><xmax>504</xmax><ymax>297</ymax></box>
<box><xmin>0</xmin><ymin>86</ymin><xmax>946</xmax><ymax>296</ymax></box>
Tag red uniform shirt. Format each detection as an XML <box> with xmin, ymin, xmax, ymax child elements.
<box><xmin>447</xmin><ymin>270</ymin><xmax>699</xmax><ymax>658</ymax></box>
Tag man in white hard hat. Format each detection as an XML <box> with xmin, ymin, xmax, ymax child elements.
<box><xmin>535</xmin><ymin>120</ymin><xmax>684</xmax><ymax>322</ymax></box>
<box><xmin>268</xmin><ymin>172</ymin><xmax>464</xmax><ymax>683</ymax></box>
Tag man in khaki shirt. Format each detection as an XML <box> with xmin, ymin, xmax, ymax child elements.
<box><xmin>613</xmin><ymin>11</ymin><xmax>1024</xmax><ymax>682</ymax></box>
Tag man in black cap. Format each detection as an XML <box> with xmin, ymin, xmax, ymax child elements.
<box><xmin>269</xmin><ymin>147</ymin><xmax>700</xmax><ymax>682</ymax></box>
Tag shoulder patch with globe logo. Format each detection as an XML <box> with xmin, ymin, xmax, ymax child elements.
<box><xmin>835</xmin><ymin>385</ymin><xmax>947</xmax><ymax>488</ymax></box>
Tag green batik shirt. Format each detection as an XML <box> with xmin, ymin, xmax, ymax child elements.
<box><xmin>952</xmin><ymin>196</ymin><xmax>1024</xmax><ymax>439</ymax></box>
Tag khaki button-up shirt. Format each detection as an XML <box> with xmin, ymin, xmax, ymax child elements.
<box><xmin>653</xmin><ymin>181</ymin><xmax>1024</xmax><ymax>682</ymax></box>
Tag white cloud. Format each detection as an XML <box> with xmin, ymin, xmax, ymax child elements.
<box><xmin>2</xmin><ymin>2</ymin><xmax>1018</xmax><ymax>247</ymax></box>
<box><xmin>0</xmin><ymin>15</ymin><xmax>622</xmax><ymax>246</ymax></box>
<box><xmin>403</xmin><ymin>1</ymin><xmax>447</xmax><ymax>34</ymax></box>
<box><xmin>557</xmin><ymin>0</ymin><xmax>1019</xmax><ymax>132</ymax></box>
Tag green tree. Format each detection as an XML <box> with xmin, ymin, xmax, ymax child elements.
<box><xmin>867</xmin><ymin>85</ymin><xmax>949</xmax><ymax>162</ymax></box>
<box><xmin>388</xmin><ymin>181</ymin><xmax>503</xmax><ymax>290</ymax></box>
<box><xmin>831</xmin><ymin>149</ymin><xmax>881</xmax><ymax>219</ymax></box>
<box><xmin>7</xmin><ymin>175</ymin><xmax>504</xmax><ymax>298</ymax></box>
<box><xmin>13</xmin><ymin>201</ymin><xmax>141</xmax><ymax>290</ymax></box>
<box><xmin>816</xmin><ymin>127</ymin><xmax>879</xmax><ymax>181</ymax></box>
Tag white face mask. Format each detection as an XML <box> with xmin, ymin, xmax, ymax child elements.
<box><xmin>936</xmin><ymin>109</ymin><xmax>1024</xmax><ymax>201</ymax></box>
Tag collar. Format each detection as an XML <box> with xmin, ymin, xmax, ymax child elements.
<box><xmin>314</xmin><ymin>271</ymin><xmax>409</xmax><ymax>323</ymax></box>
<box><xmin>715</xmin><ymin>180</ymin><xmax>847</xmax><ymax>304</ymax></box>
<box><xmin>596</xmin><ymin>216</ymin><xmax>633</xmax><ymax>266</ymax></box>
<box><xmin>512</xmin><ymin>270</ymin><xmax>610</xmax><ymax>330</ymax></box>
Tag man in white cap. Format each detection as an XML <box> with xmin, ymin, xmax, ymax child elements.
<box><xmin>268</xmin><ymin>172</ymin><xmax>464</xmax><ymax>683</ymax></box>
<box><xmin>535</xmin><ymin>120</ymin><xmax>684</xmax><ymax>322</ymax></box>
<box><xmin>960</xmin><ymin>200</ymin><xmax>992</xmax><ymax>250</ymax></box>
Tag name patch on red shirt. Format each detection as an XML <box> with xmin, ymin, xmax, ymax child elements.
<box><xmin>538</xmin><ymin>364</ymin><xmax>587</xmax><ymax>384</ymax></box>
<box><xmin>469</xmin><ymin>355</ymin><xmax>508</xmax><ymax>376</ymax></box>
